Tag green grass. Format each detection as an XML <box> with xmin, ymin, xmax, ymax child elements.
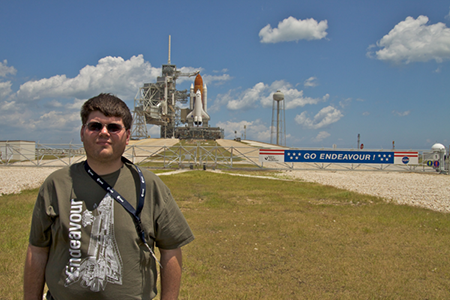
<box><xmin>163</xmin><ymin>171</ymin><xmax>450</xmax><ymax>299</ymax></box>
<box><xmin>0</xmin><ymin>189</ymin><xmax>38</xmax><ymax>299</ymax></box>
<box><xmin>3</xmin><ymin>170</ymin><xmax>450</xmax><ymax>299</ymax></box>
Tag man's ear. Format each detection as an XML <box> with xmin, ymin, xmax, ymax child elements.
<box><xmin>125</xmin><ymin>129</ymin><xmax>131</xmax><ymax>145</ymax></box>
<box><xmin>80</xmin><ymin>125</ymin><xmax>85</xmax><ymax>142</ymax></box>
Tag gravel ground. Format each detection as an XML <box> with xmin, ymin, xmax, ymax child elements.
<box><xmin>0</xmin><ymin>167</ymin><xmax>188</xmax><ymax>196</ymax></box>
<box><xmin>2</xmin><ymin>167</ymin><xmax>450</xmax><ymax>214</ymax></box>
<box><xmin>0</xmin><ymin>167</ymin><xmax>61</xmax><ymax>196</ymax></box>
<box><xmin>283</xmin><ymin>170</ymin><xmax>450</xmax><ymax>213</ymax></box>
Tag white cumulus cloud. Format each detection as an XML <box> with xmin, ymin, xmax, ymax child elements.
<box><xmin>261</xmin><ymin>81</ymin><xmax>329</xmax><ymax>109</ymax></box>
<box><xmin>304</xmin><ymin>76</ymin><xmax>318</xmax><ymax>87</ymax></box>
<box><xmin>220</xmin><ymin>80</ymin><xmax>329</xmax><ymax>112</ymax></box>
<box><xmin>0</xmin><ymin>81</ymin><xmax>13</xmax><ymax>99</ymax></box>
<box><xmin>259</xmin><ymin>16</ymin><xmax>328</xmax><ymax>43</ymax></box>
<box><xmin>0</xmin><ymin>100</ymin><xmax>16</xmax><ymax>111</ymax></box>
<box><xmin>295</xmin><ymin>106</ymin><xmax>343</xmax><ymax>129</ymax></box>
<box><xmin>313</xmin><ymin>131</ymin><xmax>331</xmax><ymax>142</ymax></box>
<box><xmin>226</xmin><ymin>82</ymin><xmax>268</xmax><ymax>110</ymax></box>
<box><xmin>0</xmin><ymin>60</ymin><xmax>16</xmax><ymax>101</ymax></box>
<box><xmin>15</xmin><ymin>55</ymin><xmax>160</xmax><ymax>101</ymax></box>
<box><xmin>368</xmin><ymin>15</ymin><xmax>450</xmax><ymax>63</ymax></box>
<box><xmin>0</xmin><ymin>60</ymin><xmax>17</xmax><ymax>77</ymax></box>
<box><xmin>202</xmin><ymin>73</ymin><xmax>233</xmax><ymax>86</ymax></box>
<box><xmin>285</xmin><ymin>91</ymin><xmax>329</xmax><ymax>110</ymax></box>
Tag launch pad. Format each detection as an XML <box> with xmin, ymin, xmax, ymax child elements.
<box><xmin>131</xmin><ymin>36</ymin><xmax>224</xmax><ymax>140</ymax></box>
<box><xmin>174</xmin><ymin>126</ymin><xmax>224</xmax><ymax>140</ymax></box>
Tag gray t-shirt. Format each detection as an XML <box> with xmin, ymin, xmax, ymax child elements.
<box><xmin>29</xmin><ymin>161</ymin><xmax>194</xmax><ymax>300</ymax></box>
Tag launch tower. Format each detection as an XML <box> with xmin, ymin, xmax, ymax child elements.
<box><xmin>132</xmin><ymin>36</ymin><xmax>224</xmax><ymax>140</ymax></box>
<box><xmin>132</xmin><ymin>36</ymin><xmax>199</xmax><ymax>139</ymax></box>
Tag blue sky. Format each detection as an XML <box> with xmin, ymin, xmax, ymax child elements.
<box><xmin>1</xmin><ymin>0</ymin><xmax>449</xmax><ymax>150</ymax></box>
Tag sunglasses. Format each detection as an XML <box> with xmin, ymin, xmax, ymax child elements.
<box><xmin>85</xmin><ymin>122</ymin><xmax>124</xmax><ymax>133</ymax></box>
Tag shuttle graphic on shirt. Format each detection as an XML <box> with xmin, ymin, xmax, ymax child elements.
<box><xmin>64</xmin><ymin>194</ymin><xmax>123</xmax><ymax>292</ymax></box>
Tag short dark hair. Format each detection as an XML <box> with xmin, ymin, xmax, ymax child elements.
<box><xmin>81</xmin><ymin>93</ymin><xmax>132</xmax><ymax>130</ymax></box>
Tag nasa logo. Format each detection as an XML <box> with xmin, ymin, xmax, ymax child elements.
<box><xmin>402</xmin><ymin>156</ymin><xmax>409</xmax><ymax>164</ymax></box>
<box><xmin>265</xmin><ymin>156</ymin><xmax>278</xmax><ymax>162</ymax></box>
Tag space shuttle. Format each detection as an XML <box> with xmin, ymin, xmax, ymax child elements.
<box><xmin>186</xmin><ymin>74</ymin><xmax>210</xmax><ymax>126</ymax></box>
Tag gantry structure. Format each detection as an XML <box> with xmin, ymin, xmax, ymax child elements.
<box><xmin>131</xmin><ymin>36</ymin><xmax>199</xmax><ymax>139</ymax></box>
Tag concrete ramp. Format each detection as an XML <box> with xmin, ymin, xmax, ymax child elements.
<box><xmin>128</xmin><ymin>138</ymin><xmax>180</xmax><ymax>147</ymax></box>
<box><xmin>125</xmin><ymin>138</ymin><xmax>180</xmax><ymax>163</ymax></box>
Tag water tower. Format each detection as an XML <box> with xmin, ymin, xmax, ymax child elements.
<box><xmin>270</xmin><ymin>90</ymin><xmax>286</xmax><ymax>146</ymax></box>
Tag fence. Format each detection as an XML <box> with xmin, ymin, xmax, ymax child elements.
<box><xmin>0</xmin><ymin>141</ymin><xmax>446</xmax><ymax>173</ymax></box>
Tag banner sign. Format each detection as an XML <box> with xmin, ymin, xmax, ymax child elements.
<box><xmin>259</xmin><ymin>149</ymin><xmax>419</xmax><ymax>165</ymax></box>
<box><xmin>284</xmin><ymin>150</ymin><xmax>394</xmax><ymax>164</ymax></box>
<box><xmin>393</xmin><ymin>152</ymin><xmax>419</xmax><ymax>165</ymax></box>
<box><xmin>259</xmin><ymin>149</ymin><xmax>285</xmax><ymax>162</ymax></box>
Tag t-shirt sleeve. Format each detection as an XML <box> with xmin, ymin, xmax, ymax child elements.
<box><xmin>29</xmin><ymin>179</ymin><xmax>57</xmax><ymax>247</ymax></box>
<box><xmin>154</xmin><ymin>187</ymin><xmax>194</xmax><ymax>250</ymax></box>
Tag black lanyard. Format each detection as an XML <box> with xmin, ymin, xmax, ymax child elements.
<box><xmin>84</xmin><ymin>157</ymin><xmax>162</xmax><ymax>267</ymax></box>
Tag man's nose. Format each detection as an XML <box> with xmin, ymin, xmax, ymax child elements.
<box><xmin>99</xmin><ymin>125</ymin><xmax>110</xmax><ymax>135</ymax></box>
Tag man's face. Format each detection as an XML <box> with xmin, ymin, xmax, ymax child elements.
<box><xmin>80</xmin><ymin>111</ymin><xmax>130</xmax><ymax>165</ymax></box>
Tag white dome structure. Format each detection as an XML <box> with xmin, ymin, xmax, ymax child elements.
<box><xmin>431</xmin><ymin>143</ymin><xmax>445</xmax><ymax>151</ymax></box>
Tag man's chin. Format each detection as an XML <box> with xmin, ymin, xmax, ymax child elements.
<box><xmin>94</xmin><ymin>151</ymin><xmax>117</xmax><ymax>162</ymax></box>
<box><xmin>86</xmin><ymin>147</ymin><xmax>126</xmax><ymax>163</ymax></box>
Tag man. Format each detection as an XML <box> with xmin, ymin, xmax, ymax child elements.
<box><xmin>24</xmin><ymin>93</ymin><xmax>194</xmax><ymax>300</ymax></box>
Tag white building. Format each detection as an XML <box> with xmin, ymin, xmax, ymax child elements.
<box><xmin>0</xmin><ymin>140</ymin><xmax>35</xmax><ymax>162</ymax></box>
